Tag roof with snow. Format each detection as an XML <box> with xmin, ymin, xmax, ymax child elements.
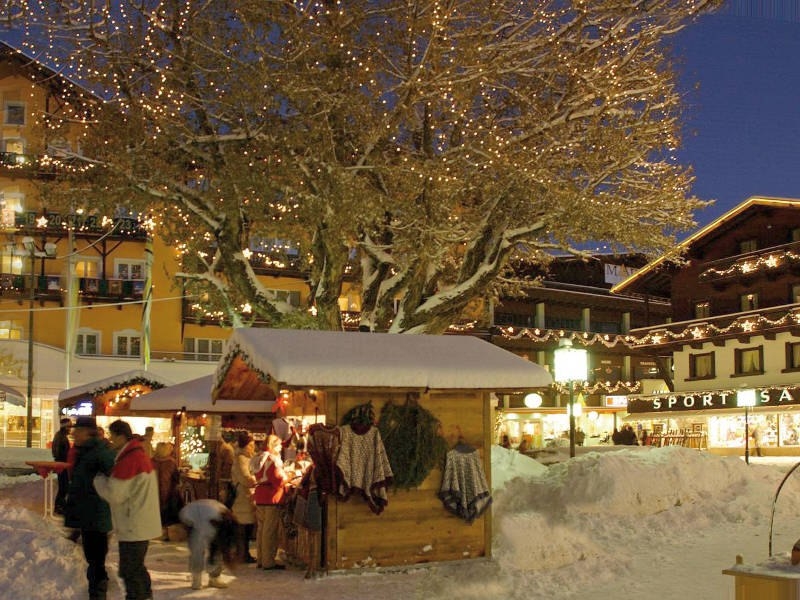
<box><xmin>129</xmin><ymin>375</ymin><xmax>275</xmax><ymax>414</ymax></box>
<box><xmin>212</xmin><ymin>328</ymin><xmax>553</xmax><ymax>401</ymax></box>
<box><xmin>57</xmin><ymin>369</ymin><xmax>173</xmax><ymax>405</ymax></box>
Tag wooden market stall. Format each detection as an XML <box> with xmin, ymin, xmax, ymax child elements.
<box><xmin>211</xmin><ymin>328</ymin><xmax>553</xmax><ymax>572</ymax></box>
<box><xmin>129</xmin><ymin>374</ymin><xmax>276</xmax><ymax>501</ymax></box>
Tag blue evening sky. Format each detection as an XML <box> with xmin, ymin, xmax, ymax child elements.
<box><xmin>672</xmin><ymin>5</ymin><xmax>800</xmax><ymax>232</ymax></box>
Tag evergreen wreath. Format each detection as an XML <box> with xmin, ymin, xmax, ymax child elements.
<box><xmin>341</xmin><ymin>401</ymin><xmax>376</xmax><ymax>429</ymax></box>
<box><xmin>378</xmin><ymin>393</ymin><xmax>448</xmax><ymax>490</ymax></box>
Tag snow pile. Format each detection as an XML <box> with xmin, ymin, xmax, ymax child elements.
<box><xmin>0</xmin><ymin>446</ymin><xmax>800</xmax><ymax>599</ymax></box>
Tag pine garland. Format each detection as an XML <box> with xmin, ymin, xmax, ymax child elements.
<box><xmin>378</xmin><ymin>395</ymin><xmax>448</xmax><ymax>490</ymax></box>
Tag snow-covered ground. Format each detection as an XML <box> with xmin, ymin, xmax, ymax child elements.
<box><xmin>3</xmin><ymin>445</ymin><xmax>800</xmax><ymax>599</ymax></box>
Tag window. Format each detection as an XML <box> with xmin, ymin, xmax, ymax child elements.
<box><xmin>75</xmin><ymin>329</ymin><xmax>100</xmax><ymax>355</ymax></box>
<box><xmin>4</xmin><ymin>102</ymin><xmax>24</xmax><ymax>125</ymax></box>
<box><xmin>267</xmin><ymin>289</ymin><xmax>301</xmax><ymax>307</ymax></box>
<box><xmin>115</xmin><ymin>260</ymin><xmax>144</xmax><ymax>280</ymax></box>
<box><xmin>786</xmin><ymin>342</ymin><xmax>800</xmax><ymax>371</ymax></box>
<box><xmin>0</xmin><ymin>320</ymin><xmax>21</xmax><ymax>340</ymax></box>
<box><xmin>791</xmin><ymin>285</ymin><xmax>800</xmax><ymax>304</ymax></box>
<box><xmin>183</xmin><ymin>337</ymin><xmax>224</xmax><ymax>361</ymax></box>
<box><xmin>739</xmin><ymin>239</ymin><xmax>757</xmax><ymax>254</ymax></box>
<box><xmin>735</xmin><ymin>346</ymin><xmax>763</xmax><ymax>376</ymax></box>
<box><xmin>114</xmin><ymin>330</ymin><xmax>141</xmax><ymax>357</ymax></box>
<box><xmin>74</xmin><ymin>258</ymin><xmax>100</xmax><ymax>279</ymax></box>
<box><xmin>694</xmin><ymin>301</ymin><xmax>711</xmax><ymax>319</ymax></box>
<box><xmin>740</xmin><ymin>293</ymin><xmax>759</xmax><ymax>312</ymax></box>
<box><xmin>689</xmin><ymin>352</ymin><xmax>715</xmax><ymax>379</ymax></box>
<box><xmin>792</xmin><ymin>228</ymin><xmax>800</xmax><ymax>243</ymax></box>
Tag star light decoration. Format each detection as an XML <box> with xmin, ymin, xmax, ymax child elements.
<box><xmin>698</xmin><ymin>249</ymin><xmax>800</xmax><ymax>282</ymax></box>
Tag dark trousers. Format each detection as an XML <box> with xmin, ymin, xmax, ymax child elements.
<box><xmin>55</xmin><ymin>469</ymin><xmax>69</xmax><ymax>512</ymax></box>
<box><xmin>81</xmin><ymin>530</ymin><xmax>109</xmax><ymax>600</ymax></box>
<box><xmin>237</xmin><ymin>523</ymin><xmax>255</xmax><ymax>561</ymax></box>
<box><xmin>118</xmin><ymin>540</ymin><xmax>152</xmax><ymax>600</ymax></box>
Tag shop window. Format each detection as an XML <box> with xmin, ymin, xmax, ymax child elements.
<box><xmin>786</xmin><ymin>342</ymin><xmax>800</xmax><ymax>371</ymax></box>
<box><xmin>740</xmin><ymin>292</ymin><xmax>759</xmax><ymax>312</ymax></box>
<box><xmin>76</xmin><ymin>330</ymin><xmax>100</xmax><ymax>356</ymax></box>
<box><xmin>735</xmin><ymin>346</ymin><xmax>763</xmax><ymax>376</ymax></box>
<box><xmin>694</xmin><ymin>301</ymin><xmax>711</xmax><ymax>319</ymax></box>
<box><xmin>739</xmin><ymin>238</ymin><xmax>757</xmax><ymax>254</ymax></box>
<box><xmin>689</xmin><ymin>352</ymin><xmax>714</xmax><ymax>379</ymax></box>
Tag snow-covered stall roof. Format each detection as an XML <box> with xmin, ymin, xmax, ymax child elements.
<box><xmin>212</xmin><ymin>328</ymin><xmax>553</xmax><ymax>401</ymax></box>
<box><xmin>57</xmin><ymin>369</ymin><xmax>173</xmax><ymax>405</ymax></box>
<box><xmin>129</xmin><ymin>375</ymin><xmax>275</xmax><ymax>414</ymax></box>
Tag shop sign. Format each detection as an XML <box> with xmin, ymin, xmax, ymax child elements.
<box><xmin>62</xmin><ymin>400</ymin><xmax>94</xmax><ymax>417</ymax></box>
<box><xmin>628</xmin><ymin>387</ymin><xmax>800</xmax><ymax>414</ymax></box>
<box><xmin>604</xmin><ymin>395</ymin><xmax>628</xmax><ymax>408</ymax></box>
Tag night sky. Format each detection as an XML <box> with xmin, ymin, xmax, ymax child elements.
<box><xmin>672</xmin><ymin>6</ymin><xmax>800</xmax><ymax>233</ymax></box>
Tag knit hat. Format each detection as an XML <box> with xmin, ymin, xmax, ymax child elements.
<box><xmin>59</xmin><ymin>417</ymin><xmax>73</xmax><ymax>427</ymax></box>
<box><xmin>73</xmin><ymin>416</ymin><xmax>97</xmax><ymax>429</ymax></box>
<box><xmin>237</xmin><ymin>431</ymin><xmax>254</xmax><ymax>448</ymax></box>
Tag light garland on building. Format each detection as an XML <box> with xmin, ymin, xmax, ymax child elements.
<box><xmin>698</xmin><ymin>248</ymin><xmax>800</xmax><ymax>282</ymax></box>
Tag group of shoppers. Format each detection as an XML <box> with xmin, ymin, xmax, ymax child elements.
<box><xmin>60</xmin><ymin>416</ymin><xmax>161</xmax><ymax>600</ymax></box>
<box><xmin>55</xmin><ymin>419</ymin><xmax>290</xmax><ymax>598</ymax></box>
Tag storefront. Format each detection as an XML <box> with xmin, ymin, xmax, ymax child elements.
<box><xmin>625</xmin><ymin>385</ymin><xmax>800</xmax><ymax>455</ymax></box>
<box><xmin>210</xmin><ymin>328</ymin><xmax>552</xmax><ymax>571</ymax></box>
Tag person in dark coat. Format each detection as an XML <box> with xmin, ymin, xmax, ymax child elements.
<box><xmin>51</xmin><ymin>417</ymin><xmax>72</xmax><ymax>515</ymax></box>
<box><xmin>63</xmin><ymin>416</ymin><xmax>116</xmax><ymax>600</ymax></box>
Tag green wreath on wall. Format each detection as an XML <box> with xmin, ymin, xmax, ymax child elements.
<box><xmin>378</xmin><ymin>393</ymin><xmax>448</xmax><ymax>490</ymax></box>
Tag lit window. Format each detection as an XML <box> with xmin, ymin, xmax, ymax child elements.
<box><xmin>689</xmin><ymin>353</ymin><xmax>714</xmax><ymax>379</ymax></box>
<box><xmin>739</xmin><ymin>239</ymin><xmax>757</xmax><ymax>254</ymax></box>
<box><xmin>694</xmin><ymin>301</ymin><xmax>711</xmax><ymax>319</ymax></box>
<box><xmin>740</xmin><ymin>293</ymin><xmax>759</xmax><ymax>312</ymax></box>
<box><xmin>735</xmin><ymin>347</ymin><xmax>763</xmax><ymax>375</ymax></box>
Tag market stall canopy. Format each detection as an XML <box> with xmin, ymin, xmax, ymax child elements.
<box><xmin>0</xmin><ymin>382</ymin><xmax>24</xmax><ymax>407</ymax></box>
<box><xmin>129</xmin><ymin>375</ymin><xmax>275</xmax><ymax>414</ymax></box>
<box><xmin>58</xmin><ymin>369</ymin><xmax>174</xmax><ymax>409</ymax></box>
<box><xmin>212</xmin><ymin>328</ymin><xmax>553</xmax><ymax>401</ymax></box>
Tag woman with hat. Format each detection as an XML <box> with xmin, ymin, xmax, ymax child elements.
<box><xmin>230</xmin><ymin>431</ymin><xmax>257</xmax><ymax>563</ymax></box>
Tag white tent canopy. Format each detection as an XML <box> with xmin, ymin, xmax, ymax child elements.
<box><xmin>0</xmin><ymin>383</ymin><xmax>24</xmax><ymax>407</ymax></box>
<box><xmin>213</xmin><ymin>328</ymin><xmax>553</xmax><ymax>398</ymax></box>
<box><xmin>129</xmin><ymin>375</ymin><xmax>275</xmax><ymax>414</ymax></box>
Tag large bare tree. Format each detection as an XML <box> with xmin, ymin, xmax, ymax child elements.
<box><xmin>6</xmin><ymin>0</ymin><xmax>720</xmax><ymax>332</ymax></box>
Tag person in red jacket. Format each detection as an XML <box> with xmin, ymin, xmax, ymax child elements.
<box><xmin>253</xmin><ymin>434</ymin><xmax>288</xmax><ymax>570</ymax></box>
<box><xmin>94</xmin><ymin>419</ymin><xmax>162</xmax><ymax>600</ymax></box>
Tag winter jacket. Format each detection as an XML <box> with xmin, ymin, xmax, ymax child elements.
<box><xmin>51</xmin><ymin>428</ymin><xmax>71</xmax><ymax>462</ymax></box>
<box><xmin>94</xmin><ymin>438</ymin><xmax>162</xmax><ymax>542</ymax></box>
<box><xmin>254</xmin><ymin>453</ymin><xmax>286</xmax><ymax>506</ymax></box>
<box><xmin>230</xmin><ymin>450</ymin><xmax>256</xmax><ymax>525</ymax></box>
<box><xmin>179</xmin><ymin>498</ymin><xmax>230</xmax><ymax>539</ymax></box>
<box><xmin>63</xmin><ymin>436</ymin><xmax>115</xmax><ymax>532</ymax></box>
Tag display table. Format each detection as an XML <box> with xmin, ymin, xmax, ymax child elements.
<box><xmin>25</xmin><ymin>461</ymin><xmax>69</xmax><ymax>519</ymax></box>
<box><xmin>723</xmin><ymin>555</ymin><xmax>800</xmax><ymax>600</ymax></box>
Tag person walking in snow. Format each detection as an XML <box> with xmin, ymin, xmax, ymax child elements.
<box><xmin>179</xmin><ymin>498</ymin><xmax>239</xmax><ymax>589</ymax></box>
<box><xmin>63</xmin><ymin>416</ymin><xmax>116</xmax><ymax>600</ymax></box>
<box><xmin>94</xmin><ymin>419</ymin><xmax>162</xmax><ymax>600</ymax></box>
<box><xmin>51</xmin><ymin>417</ymin><xmax>72</xmax><ymax>515</ymax></box>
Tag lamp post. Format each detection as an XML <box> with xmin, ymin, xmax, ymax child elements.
<box><xmin>22</xmin><ymin>235</ymin><xmax>56</xmax><ymax>448</ymax></box>
<box><xmin>553</xmin><ymin>338</ymin><xmax>588</xmax><ymax>458</ymax></box>
<box><xmin>737</xmin><ymin>388</ymin><xmax>757</xmax><ymax>465</ymax></box>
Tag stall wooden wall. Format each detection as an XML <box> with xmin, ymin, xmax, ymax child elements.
<box><xmin>324</xmin><ymin>388</ymin><xmax>492</xmax><ymax>570</ymax></box>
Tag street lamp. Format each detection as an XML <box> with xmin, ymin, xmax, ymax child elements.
<box><xmin>553</xmin><ymin>338</ymin><xmax>588</xmax><ymax>458</ymax></box>
<box><xmin>22</xmin><ymin>235</ymin><xmax>56</xmax><ymax>448</ymax></box>
<box><xmin>737</xmin><ymin>388</ymin><xmax>757</xmax><ymax>465</ymax></box>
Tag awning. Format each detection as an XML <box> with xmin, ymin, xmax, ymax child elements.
<box><xmin>0</xmin><ymin>382</ymin><xmax>25</xmax><ymax>407</ymax></box>
<box><xmin>129</xmin><ymin>375</ymin><xmax>275</xmax><ymax>414</ymax></box>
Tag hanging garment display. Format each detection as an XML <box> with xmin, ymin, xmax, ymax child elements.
<box><xmin>306</xmin><ymin>423</ymin><xmax>342</xmax><ymax>496</ymax></box>
<box><xmin>336</xmin><ymin>424</ymin><xmax>394</xmax><ymax>515</ymax></box>
<box><xmin>438</xmin><ymin>445</ymin><xmax>492</xmax><ymax>524</ymax></box>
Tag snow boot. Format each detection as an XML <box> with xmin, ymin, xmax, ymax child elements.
<box><xmin>191</xmin><ymin>573</ymin><xmax>203</xmax><ymax>590</ymax></box>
